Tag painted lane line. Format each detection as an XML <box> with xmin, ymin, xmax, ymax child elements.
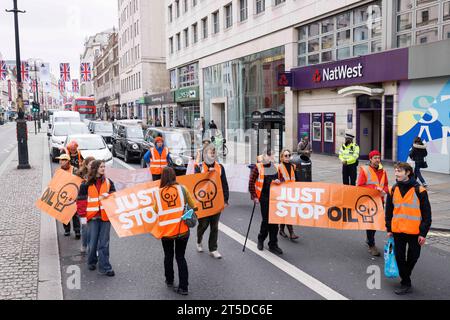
<box><xmin>113</xmin><ymin>157</ymin><xmax>136</xmax><ymax>170</ymax></box>
<box><xmin>219</xmin><ymin>223</ymin><xmax>349</xmax><ymax>300</ymax></box>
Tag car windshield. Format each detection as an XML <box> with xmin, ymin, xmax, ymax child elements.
<box><xmin>94</xmin><ymin>123</ymin><xmax>113</xmax><ymax>133</ymax></box>
<box><xmin>127</xmin><ymin>126</ymin><xmax>144</xmax><ymax>138</ymax></box>
<box><xmin>164</xmin><ymin>132</ymin><xmax>191</xmax><ymax>153</ymax></box>
<box><xmin>67</xmin><ymin>136</ymin><xmax>105</xmax><ymax>150</ymax></box>
<box><xmin>54</xmin><ymin>124</ymin><xmax>90</xmax><ymax>136</ymax></box>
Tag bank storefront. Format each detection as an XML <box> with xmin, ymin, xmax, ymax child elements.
<box><xmin>174</xmin><ymin>86</ymin><xmax>200</xmax><ymax>129</ymax></box>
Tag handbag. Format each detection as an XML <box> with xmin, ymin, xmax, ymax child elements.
<box><xmin>180</xmin><ymin>186</ymin><xmax>197</xmax><ymax>229</ymax></box>
<box><xmin>420</xmin><ymin>160</ymin><xmax>428</xmax><ymax>169</ymax></box>
<box><xmin>384</xmin><ymin>237</ymin><xmax>399</xmax><ymax>278</ymax></box>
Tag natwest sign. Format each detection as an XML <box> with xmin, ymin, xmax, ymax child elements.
<box><xmin>290</xmin><ymin>48</ymin><xmax>408</xmax><ymax>90</ymax></box>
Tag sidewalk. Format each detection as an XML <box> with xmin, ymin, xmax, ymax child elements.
<box><xmin>0</xmin><ymin>123</ymin><xmax>61</xmax><ymax>300</ymax></box>
<box><xmin>309</xmin><ymin>154</ymin><xmax>450</xmax><ymax>231</ymax></box>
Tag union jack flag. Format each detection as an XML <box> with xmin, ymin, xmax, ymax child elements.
<box><xmin>31</xmin><ymin>80</ymin><xmax>37</xmax><ymax>93</ymax></box>
<box><xmin>0</xmin><ymin>60</ymin><xmax>7</xmax><ymax>80</ymax></box>
<box><xmin>60</xmin><ymin>63</ymin><xmax>71</xmax><ymax>82</ymax></box>
<box><xmin>21</xmin><ymin>61</ymin><xmax>29</xmax><ymax>82</ymax></box>
<box><xmin>80</xmin><ymin>62</ymin><xmax>91</xmax><ymax>82</ymax></box>
<box><xmin>58</xmin><ymin>80</ymin><xmax>65</xmax><ymax>92</ymax></box>
<box><xmin>72</xmin><ymin>79</ymin><xmax>79</xmax><ymax>93</ymax></box>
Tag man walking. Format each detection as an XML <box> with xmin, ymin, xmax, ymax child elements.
<box><xmin>144</xmin><ymin>136</ymin><xmax>171</xmax><ymax>181</ymax></box>
<box><xmin>357</xmin><ymin>150</ymin><xmax>388</xmax><ymax>256</ymax></box>
<box><xmin>385</xmin><ymin>162</ymin><xmax>432</xmax><ymax>295</ymax></box>
<box><xmin>339</xmin><ymin>133</ymin><xmax>359</xmax><ymax>185</ymax></box>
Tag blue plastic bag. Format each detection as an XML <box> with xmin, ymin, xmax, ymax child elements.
<box><xmin>384</xmin><ymin>237</ymin><xmax>399</xmax><ymax>278</ymax></box>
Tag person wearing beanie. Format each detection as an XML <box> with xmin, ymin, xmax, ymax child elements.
<box><xmin>339</xmin><ymin>133</ymin><xmax>360</xmax><ymax>185</ymax></box>
<box><xmin>144</xmin><ymin>136</ymin><xmax>171</xmax><ymax>181</ymax></box>
<box><xmin>357</xmin><ymin>150</ymin><xmax>389</xmax><ymax>256</ymax></box>
<box><xmin>297</xmin><ymin>133</ymin><xmax>312</xmax><ymax>159</ymax></box>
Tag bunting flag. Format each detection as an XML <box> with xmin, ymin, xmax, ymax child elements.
<box><xmin>72</xmin><ymin>79</ymin><xmax>79</xmax><ymax>92</ymax></box>
<box><xmin>58</xmin><ymin>80</ymin><xmax>65</xmax><ymax>93</ymax></box>
<box><xmin>60</xmin><ymin>63</ymin><xmax>71</xmax><ymax>82</ymax></box>
<box><xmin>21</xmin><ymin>61</ymin><xmax>30</xmax><ymax>82</ymax></box>
<box><xmin>31</xmin><ymin>80</ymin><xmax>37</xmax><ymax>93</ymax></box>
<box><xmin>0</xmin><ymin>60</ymin><xmax>7</xmax><ymax>80</ymax></box>
<box><xmin>80</xmin><ymin>62</ymin><xmax>91</xmax><ymax>82</ymax></box>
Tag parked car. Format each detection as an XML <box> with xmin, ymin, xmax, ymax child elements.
<box><xmin>64</xmin><ymin>134</ymin><xmax>113</xmax><ymax>167</ymax></box>
<box><xmin>111</xmin><ymin>123</ymin><xmax>149</xmax><ymax>163</ymax></box>
<box><xmin>48</xmin><ymin>122</ymin><xmax>90</xmax><ymax>161</ymax></box>
<box><xmin>141</xmin><ymin>127</ymin><xmax>195</xmax><ymax>175</ymax></box>
<box><xmin>89</xmin><ymin>121</ymin><xmax>114</xmax><ymax>149</ymax></box>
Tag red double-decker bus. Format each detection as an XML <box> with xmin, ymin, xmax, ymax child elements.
<box><xmin>71</xmin><ymin>97</ymin><xmax>97</xmax><ymax>121</ymax></box>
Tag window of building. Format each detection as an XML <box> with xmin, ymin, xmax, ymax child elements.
<box><xmin>184</xmin><ymin>0</ymin><xmax>188</xmax><ymax>13</ymax></box>
<box><xmin>170</xmin><ymin>69</ymin><xmax>177</xmax><ymax>90</ymax></box>
<box><xmin>202</xmin><ymin>17</ymin><xmax>209</xmax><ymax>38</ymax></box>
<box><xmin>169</xmin><ymin>5</ymin><xmax>173</xmax><ymax>22</ymax></box>
<box><xmin>178</xmin><ymin>63</ymin><xmax>199</xmax><ymax>88</ymax></box>
<box><xmin>213</xmin><ymin>11</ymin><xmax>220</xmax><ymax>34</ymax></box>
<box><xmin>193</xmin><ymin>0</ymin><xmax>197</xmax><ymax>7</ymax></box>
<box><xmin>275</xmin><ymin>0</ymin><xmax>286</xmax><ymax>5</ymax></box>
<box><xmin>225</xmin><ymin>3</ymin><xmax>233</xmax><ymax>29</ymax></box>
<box><xmin>192</xmin><ymin>23</ymin><xmax>198</xmax><ymax>43</ymax></box>
<box><xmin>444</xmin><ymin>23</ymin><xmax>450</xmax><ymax>38</ymax></box>
<box><xmin>256</xmin><ymin>0</ymin><xmax>265</xmax><ymax>14</ymax></box>
<box><xmin>184</xmin><ymin>28</ymin><xmax>189</xmax><ymax>47</ymax></box>
<box><xmin>176</xmin><ymin>0</ymin><xmax>180</xmax><ymax>18</ymax></box>
<box><xmin>169</xmin><ymin>37</ymin><xmax>174</xmax><ymax>54</ymax></box>
<box><xmin>240</xmin><ymin>0</ymin><xmax>248</xmax><ymax>21</ymax></box>
<box><xmin>176</xmin><ymin>33</ymin><xmax>181</xmax><ymax>51</ymax></box>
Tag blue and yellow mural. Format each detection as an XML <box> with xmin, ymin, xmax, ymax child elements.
<box><xmin>398</xmin><ymin>77</ymin><xmax>450</xmax><ymax>174</ymax></box>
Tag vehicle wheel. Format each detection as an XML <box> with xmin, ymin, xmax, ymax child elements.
<box><xmin>124</xmin><ymin>150</ymin><xmax>129</xmax><ymax>163</ymax></box>
<box><xmin>223</xmin><ymin>145</ymin><xmax>229</xmax><ymax>157</ymax></box>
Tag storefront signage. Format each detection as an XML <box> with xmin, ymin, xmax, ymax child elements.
<box><xmin>277</xmin><ymin>72</ymin><xmax>292</xmax><ymax>87</ymax></box>
<box><xmin>175</xmin><ymin>86</ymin><xmax>199</xmax><ymax>103</ymax></box>
<box><xmin>145</xmin><ymin>92</ymin><xmax>175</xmax><ymax>106</ymax></box>
<box><xmin>290</xmin><ymin>48</ymin><xmax>408</xmax><ymax>90</ymax></box>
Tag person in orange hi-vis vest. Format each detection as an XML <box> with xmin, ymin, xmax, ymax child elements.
<box><xmin>248</xmin><ymin>149</ymin><xmax>283</xmax><ymax>255</ymax></box>
<box><xmin>153</xmin><ymin>167</ymin><xmax>197</xmax><ymax>296</ymax></box>
<box><xmin>76</xmin><ymin>160</ymin><xmax>117</xmax><ymax>277</ymax></box>
<box><xmin>56</xmin><ymin>153</ymin><xmax>80</xmax><ymax>238</ymax></box>
<box><xmin>357</xmin><ymin>150</ymin><xmax>389</xmax><ymax>257</ymax></box>
<box><xmin>144</xmin><ymin>136</ymin><xmax>171</xmax><ymax>181</ymax></box>
<box><xmin>277</xmin><ymin>148</ymin><xmax>300</xmax><ymax>241</ymax></box>
<box><xmin>63</xmin><ymin>140</ymin><xmax>84</xmax><ymax>170</ymax></box>
<box><xmin>385</xmin><ymin>162</ymin><xmax>432</xmax><ymax>295</ymax></box>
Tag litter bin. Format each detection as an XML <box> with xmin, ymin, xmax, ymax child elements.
<box><xmin>291</xmin><ymin>154</ymin><xmax>312</xmax><ymax>182</ymax></box>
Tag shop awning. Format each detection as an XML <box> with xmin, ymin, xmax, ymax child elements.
<box><xmin>337</xmin><ymin>86</ymin><xmax>384</xmax><ymax>97</ymax></box>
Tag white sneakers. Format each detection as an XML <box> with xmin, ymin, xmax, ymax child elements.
<box><xmin>209</xmin><ymin>251</ymin><xmax>222</xmax><ymax>259</ymax></box>
<box><xmin>196</xmin><ymin>243</ymin><xmax>204</xmax><ymax>252</ymax></box>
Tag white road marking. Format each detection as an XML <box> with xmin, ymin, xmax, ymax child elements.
<box><xmin>113</xmin><ymin>157</ymin><xmax>136</xmax><ymax>170</ymax></box>
<box><xmin>219</xmin><ymin>223</ymin><xmax>348</xmax><ymax>300</ymax></box>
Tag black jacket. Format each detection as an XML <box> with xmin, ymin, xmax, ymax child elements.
<box><xmin>385</xmin><ymin>177</ymin><xmax>432</xmax><ymax>237</ymax></box>
<box><xmin>409</xmin><ymin>143</ymin><xmax>428</xmax><ymax>163</ymax></box>
<box><xmin>195</xmin><ymin>162</ymin><xmax>229</xmax><ymax>205</ymax></box>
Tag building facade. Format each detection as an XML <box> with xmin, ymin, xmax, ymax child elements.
<box><xmin>166</xmin><ymin>0</ymin><xmax>450</xmax><ymax>173</ymax></box>
<box><xmin>118</xmin><ymin>0</ymin><xmax>169</xmax><ymax>121</ymax></box>
<box><xmin>93</xmin><ymin>32</ymin><xmax>120</xmax><ymax>120</ymax></box>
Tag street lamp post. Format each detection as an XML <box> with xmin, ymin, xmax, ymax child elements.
<box><xmin>6</xmin><ymin>0</ymin><xmax>30</xmax><ymax>169</ymax></box>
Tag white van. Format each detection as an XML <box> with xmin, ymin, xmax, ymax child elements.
<box><xmin>52</xmin><ymin>111</ymin><xmax>81</xmax><ymax>124</ymax></box>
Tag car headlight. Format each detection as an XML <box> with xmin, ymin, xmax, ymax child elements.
<box><xmin>131</xmin><ymin>143</ymin><xmax>139</xmax><ymax>150</ymax></box>
<box><xmin>174</xmin><ymin>157</ymin><xmax>183</xmax><ymax>166</ymax></box>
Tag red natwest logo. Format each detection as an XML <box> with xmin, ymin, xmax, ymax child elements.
<box><xmin>313</xmin><ymin>69</ymin><xmax>321</xmax><ymax>83</ymax></box>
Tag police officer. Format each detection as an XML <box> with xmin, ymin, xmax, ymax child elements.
<box><xmin>339</xmin><ymin>133</ymin><xmax>360</xmax><ymax>185</ymax></box>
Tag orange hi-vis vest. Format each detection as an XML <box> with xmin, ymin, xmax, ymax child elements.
<box><xmin>86</xmin><ymin>178</ymin><xmax>111</xmax><ymax>222</ymax></box>
<box><xmin>278</xmin><ymin>163</ymin><xmax>296</xmax><ymax>182</ymax></box>
<box><xmin>255</xmin><ymin>163</ymin><xmax>265</xmax><ymax>200</ymax></box>
<box><xmin>64</xmin><ymin>148</ymin><xmax>83</xmax><ymax>166</ymax></box>
<box><xmin>150</xmin><ymin>147</ymin><xmax>169</xmax><ymax>175</ymax></box>
<box><xmin>391</xmin><ymin>185</ymin><xmax>425</xmax><ymax>235</ymax></box>
<box><xmin>361</xmin><ymin>165</ymin><xmax>387</xmax><ymax>189</ymax></box>
<box><xmin>201</xmin><ymin>162</ymin><xmax>222</xmax><ymax>175</ymax></box>
<box><xmin>156</xmin><ymin>185</ymin><xmax>188</xmax><ymax>238</ymax></box>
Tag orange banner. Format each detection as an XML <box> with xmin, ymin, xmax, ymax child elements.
<box><xmin>102</xmin><ymin>171</ymin><xmax>224</xmax><ymax>238</ymax></box>
<box><xmin>269</xmin><ymin>182</ymin><xmax>385</xmax><ymax>231</ymax></box>
<box><xmin>35</xmin><ymin>169</ymin><xmax>84</xmax><ymax>225</ymax></box>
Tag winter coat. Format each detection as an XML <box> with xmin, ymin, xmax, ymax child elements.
<box><xmin>409</xmin><ymin>143</ymin><xmax>428</xmax><ymax>164</ymax></box>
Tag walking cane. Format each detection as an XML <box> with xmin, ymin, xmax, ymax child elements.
<box><xmin>243</xmin><ymin>202</ymin><xmax>257</xmax><ymax>252</ymax></box>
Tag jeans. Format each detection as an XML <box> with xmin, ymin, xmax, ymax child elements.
<box><xmin>342</xmin><ymin>163</ymin><xmax>358</xmax><ymax>186</ymax></box>
<box><xmin>63</xmin><ymin>215</ymin><xmax>80</xmax><ymax>234</ymax></box>
<box><xmin>393</xmin><ymin>233</ymin><xmax>421</xmax><ymax>287</ymax></box>
<box><xmin>197</xmin><ymin>213</ymin><xmax>221</xmax><ymax>252</ymax></box>
<box><xmin>258</xmin><ymin>197</ymin><xmax>279</xmax><ymax>248</ymax></box>
<box><xmin>162</xmin><ymin>234</ymin><xmax>189</xmax><ymax>290</ymax></box>
<box><xmin>81</xmin><ymin>223</ymin><xmax>89</xmax><ymax>248</ymax></box>
<box><xmin>87</xmin><ymin>219</ymin><xmax>113</xmax><ymax>273</ymax></box>
<box><xmin>414</xmin><ymin>165</ymin><xmax>426</xmax><ymax>185</ymax></box>
<box><xmin>366</xmin><ymin>230</ymin><xmax>376</xmax><ymax>247</ymax></box>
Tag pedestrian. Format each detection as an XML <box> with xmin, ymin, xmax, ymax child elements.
<box><xmin>409</xmin><ymin>137</ymin><xmax>428</xmax><ymax>188</ymax></box>
<box><xmin>194</xmin><ymin>145</ymin><xmax>229</xmax><ymax>259</ymax></box>
<box><xmin>297</xmin><ymin>133</ymin><xmax>312</xmax><ymax>159</ymax></box>
<box><xmin>209</xmin><ymin>120</ymin><xmax>217</xmax><ymax>129</ymax></box>
<box><xmin>339</xmin><ymin>133</ymin><xmax>360</xmax><ymax>185</ymax></box>
<box><xmin>56</xmin><ymin>153</ymin><xmax>81</xmax><ymax>239</ymax></box>
<box><xmin>76</xmin><ymin>160</ymin><xmax>117</xmax><ymax>277</ymax></box>
<box><xmin>144</xmin><ymin>136</ymin><xmax>171</xmax><ymax>181</ymax></box>
<box><xmin>176</xmin><ymin>120</ymin><xmax>183</xmax><ymax>127</ymax></box>
<box><xmin>277</xmin><ymin>149</ymin><xmax>299</xmax><ymax>240</ymax></box>
<box><xmin>248</xmin><ymin>149</ymin><xmax>283</xmax><ymax>255</ymax></box>
<box><xmin>195</xmin><ymin>138</ymin><xmax>211</xmax><ymax>165</ymax></box>
<box><xmin>153</xmin><ymin>167</ymin><xmax>197</xmax><ymax>295</ymax></box>
<box><xmin>357</xmin><ymin>150</ymin><xmax>388</xmax><ymax>257</ymax></box>
<box><xmin>201</xmin><ymin>117</ymin><xmax>206</xmax><ymax>138</ymax></box>
<box><xmin>75</xmin><ymin>156</ymin><xmax>96</xmax><ymax>254</ymax></box>
<box><xmin>63</xmin><ymin>140</ymin><xmax>84</xmax><ymax>169</ymax></box>
<box><xmin>385</xmin><ymin>162</ymin><xmax>432</xmax><ymax>295</ymax></box>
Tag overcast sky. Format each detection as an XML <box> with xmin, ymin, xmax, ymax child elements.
<box><xmin>0</xmin><ymin>0</ymin><xmax>117</xmax><ymax>80</ymax></box>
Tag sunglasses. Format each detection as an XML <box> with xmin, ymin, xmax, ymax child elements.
<box><xmin>284</xmin><ymin>154</ymin><xmax>291</xmax><ymax>157</ymax></box>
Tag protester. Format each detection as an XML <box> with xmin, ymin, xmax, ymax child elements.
<box><xmin>195</xmin><ymin>139</ymin><xmax>211</xmax><ymax>165</ymax></box>
<box><xmin>409</xmin><ymin>137</ymin><xmax>428</xmax><ymax>188</ymax></box>
<box><xmin>297</xmin><ymin>133</ymin><xmax>312</xmax><ymax>159</ymax></box>
<box><xmin>385</xmin><ymin>162</ymin><xmax>432</xmax><ymax>295</ymax></box>
<box><xmin>57</xmin><ymin>153</ymin><xmax>81</xmax><ymax>238</ymax></box>
<box><xmin>76</xmin><ymin>156</ymin><xmax>96</xmax><ymax>254</ymax></box>
<box><xmin>209</xmin><ymin>120</ymin><xmax>217</xmax><ymax>129</ymax></box>
<box><xmin>277</xmin><ymin>149</ymin><xmax>299</xmax><ymax>240</ymax></box>
<box><xmin>339</xmin><ymin>133</ymin><xmax>360</xmax><ymax>185</ymax></box>
<box><xmin>63</xmin><ymin>140</ymin><xmax>84</xmax><ymax>169</ymax></box>
<box><xmin>201</xmin><ymin>117</ymin><xmax>206</xmax><ymax>137</ymax></box>
<box><xmin>144</xmin><ymin>136</ymin><xmax>171</xmax><ymax>181</ymax></box>
<box><xmin>153</xmin><ymin>167</ymin><xmax>197</xmax><ymax>295</ymax></box>
<box><xmin>194</xmin><ymin>145</ymin><xmax>229</xmax><ymax>259</ymax></box>
<box><xmin>248</xmin><ymin>149</ymin><xmax>283</xmax><ymax>254</ymax></box>
<box><xmin>76</xmin><ymin>160</ymin><xmax>117</xmax><ymax>277</ymax></box>
<box><xmin>357</xmin><ymin>150</ymin><xmax>388</xmax><ymax>257</ymax></box>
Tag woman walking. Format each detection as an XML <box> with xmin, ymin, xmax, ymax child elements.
<box><xmin>76</xmin><ymin>156</ymin><xmax>95</xmax><ymax>254</ymax></box>
<box><xmin>154</xmin><ymin>167</ymin><xmax>197</xmax><ymax>295</ymax></box>
<box><xmin>409</xmin><ymin>137</ymin><xmax>428</xmax><ymax>188</ymax></box>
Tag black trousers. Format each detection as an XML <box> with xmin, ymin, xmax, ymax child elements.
<box><xmin>64</xmin><ymin>215</ymin><xmax>80</xmax><ymax>234</ymax></box>
<box><xmin>366</xmin><ymin>230</ymin><xmax>376</xmax><ymax>247</ymax></box>
<box><xmin>393</xmin><ymin>233</ymin><xmax>421</xmax><ymax>287</ymax></box>
<box><xmin>152</xmin><ymin>174</ymin><xmax>161</xmax><ymax>181</ymax></box>
<box><xmin>342</xmin><ymin>163</ymin><xmax>358</xmax><ymax>186</ymax></box>
<box><xmin>162</xmin><ymin>234</ymin><xmax>189</xmax><ymax>290</ymax></box>
<box><xmin>258</xmin><ymin>197</ymin><xmax>279</xmax><ymax>248</ymax></box>
<box><xmin>197</xmin><ymin>213</ymin><xmax>221</xmax><ymax>252</ymax></box>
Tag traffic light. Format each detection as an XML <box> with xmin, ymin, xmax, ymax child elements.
<box><xmin>31</xmin><ymin>102</ymin><xmax>40</xmax><ymax>113</ymax></box>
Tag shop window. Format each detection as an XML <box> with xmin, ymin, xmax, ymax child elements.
<box><xmin>354</xmin><ymin>25</ymin><xmax>369</xmax><ymax>41</ymax></box>
<box><xmin>308</xmin><ymin>38</ymin><xmax>320</xmax><ymax>53</ymax></box>
<box><xmin>397</xmin><ymin>33</ymin><xmax>412</xmax><ymax>47</ymax></box>
<box><xmin>337</xmin><ymin>47</ymin><xmax>350</xmax><ymax>60</ymax></box>
<box><xmin>321</xmin><ymin>51</ymin><xmax>333</xmax><ymax>62</ymax></box>
<box><xmin>308</xmin><ymin>54</ymin><xmax>320</xmax><ymax>65</ymax></box>
<box><xmin>321</xmin><ymin>34</ymin><xmax>334</xmax><ymax>50</ymax></box>
<box><xmin>444</xmin><ymin>24</ymin><xmax>450</xmax><ymax>38</ymax></box>
<box><xmin>337</xmin><ymin>29</ymin><xmax>351</xmax><ymax>46</ymax></box>
<box><xmin>353</xmin><ymin>43</ymin><xmax>368</xmax><ymax>56</ymax></box>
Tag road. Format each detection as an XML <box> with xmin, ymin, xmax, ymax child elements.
<box><xmin>0</xmin><ymin>122</ymin><xmax>18</xmax><ymax>166</ymax></box>
<box><xmin>50</xmin><ymin>156</ymin><xmax>450</xmax><ymax>300</ymax></box>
